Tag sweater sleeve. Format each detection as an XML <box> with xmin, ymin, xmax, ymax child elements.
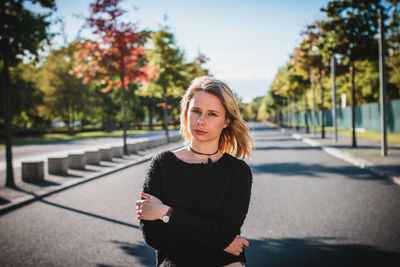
<box><xmin>166</xmin><ymin>161</ymin><xmax>253</xmax><ymax>251</ymax></box>
<box><xmin>139</xmin><ymin>153</ymin><xmax>171</xmax><ymax>251</ymax></box>
<box><xmin>140</xmin><ymin>153</ymin><xmax>196</xmax><ymax>252</ymax></box>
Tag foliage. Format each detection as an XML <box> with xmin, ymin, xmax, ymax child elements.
<box><xmin>318</xmin><ymin>0</ymin><xmax>381</xmax><ymax>63</ymax></box>
<box><xmin>0</xmin><ymin>62</ymin><xmax>46</xmax><ymax>128</ymax></box>
<box><xmin>40</xmin><ymin>44</ymin><xmax>91</xmax><ymax>130</ymax></box>
<box><xmin>0</xmin><ymin>0</ymin><xmax>55</xmax><ymax>66</ymax></box>
<box><xmin>138</xmin><ymin>28</ymin><xmax>186</xmax><ymax>99</ymax></box>
<box><xmin>74</xmin><ymin>0</ymin><xmax>150</xmax><ymax>92</ymax></box>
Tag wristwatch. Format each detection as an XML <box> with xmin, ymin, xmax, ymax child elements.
<box><xmin>162</xmin><ymin>207</ymin><xmax>173</xmax><ymax>223</ymax></box>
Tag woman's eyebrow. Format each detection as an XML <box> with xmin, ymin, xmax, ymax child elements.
<box><xmin>192</xmin><ymin>107</ymin><xmax>221</xmax><ymax>113</ymax></box>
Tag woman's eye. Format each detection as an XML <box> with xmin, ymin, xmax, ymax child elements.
<box><xmin>209</xmin><ymin>113</ymin><xmax>216</xmax><ymax>116</ymax></box>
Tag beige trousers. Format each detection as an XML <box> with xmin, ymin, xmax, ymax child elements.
<box><xmin>223</xmin><ymin>262</ymin><xmax>245</xmax><ymax>267</ymax></box>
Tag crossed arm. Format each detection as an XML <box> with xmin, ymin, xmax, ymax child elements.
<box><xmin>136</xmin><ymin>156</ymin><xmax>252</xmax><ymax>256</ymax></box>
<box><xmin>136</xmin><ymin>192</ymin><xmax>249</xmax><ymax>256</ymax></box>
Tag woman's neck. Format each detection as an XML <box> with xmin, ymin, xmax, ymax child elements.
<box><xmin>189</xmin><ymin>140</ymin><xmax>218</xmax><ymax>156</ymax></box>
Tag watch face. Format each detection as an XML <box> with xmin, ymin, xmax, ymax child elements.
<box><xmin>162</xmin><ymin>215</ymin><xmax>169</xmax><ymax>223</ymax></box>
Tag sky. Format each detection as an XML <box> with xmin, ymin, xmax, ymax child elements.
<box><xmin>29</xmin><ymin>0</ymin><xmax>329</xmax><ymax>103</ymax></box>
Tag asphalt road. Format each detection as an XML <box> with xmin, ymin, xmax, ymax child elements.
<box><xmin>1</xmin><ymin>122</ymin><xmax>399</xmax><ymax>266</ymax></box>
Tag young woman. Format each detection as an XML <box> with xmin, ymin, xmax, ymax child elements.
<box><xmin>136</xmin><ymin>76</ymin><xmax>253</xmax><ymax>267</ymax></box>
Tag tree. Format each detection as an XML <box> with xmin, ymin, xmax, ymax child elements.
<box><xmin>386</xmin><ymin>0</ymin><xmax>400</xmax><ymax>98</ymax></box>
<box><xmin>319</xmin><ymin>0</ymin><xmax>381</xmax><ymax>147</ymax></box>
<box><xmin>138</xmin><ymin>28</ymin><xmax>186</xmax><ymax>142</ymax></box>
<box><xmin>298</xmin><ymin>21</ymin><xmax>331</xmax><ymax>137</ymax></box>
<box><xmin>0</xmin><ymin>62</ymin><xmax>47</xmax><ymax>130</ymax></box>
<box><xmin>0</xmin><ymin>0</ymin><xmax>55</xmax><ymax>187</ymax></box>
<box><xmin>75</xmin><ymin>0</ymin><xmax>150</xmax><ymax>154</ymax></box>
<box><xmin>41</xmin><ymin>44</ymin><xmax>90</xmax><ymax>133</ymax></box>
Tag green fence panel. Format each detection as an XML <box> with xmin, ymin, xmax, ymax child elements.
<box><xmin>388</xmin><ymin>99</ymin><xmax>400</xmax><ymax>133</ymax></box>
<box><xmin>282</xmin><ymin>99</ymin><xmax>400</xmax><ymax>133</ymax></box>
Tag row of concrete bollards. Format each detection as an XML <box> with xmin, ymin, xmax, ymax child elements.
<box><xmin>21</xmin><ymin>135</ymin><xmax>181</xmax><ymax>182</ymax></box>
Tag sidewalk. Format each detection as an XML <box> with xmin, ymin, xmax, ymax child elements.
<box><xmin>268</xmin><ymin>122</ymin><xmax>400</xmax><ymax>186</ymax></box>
<box><xmin>0</xmin><ymin>140</ymin><xmax>184</xmax><ymax>215</ymax></box>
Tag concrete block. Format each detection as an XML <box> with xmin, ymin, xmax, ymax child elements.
<box><xmin>128</xmin><ymin>143</ymin><xmax>138</xmax><ymax>154</ymax></box>
<box><xmin>157</xmin><ymin>138</ymin><xmax>167</xmax><ymax>146</ymax></box>
<box><xmin>141</xmin><ymin>140</ymin><xmax>150</xmax><ymax>150</ymax></box>
<box><xmin>111</xmin><ymin>146</ymin><xmax>123</xmax><ymax>158</ymax></box>
<box><xmin>85</xmin><ymin>151</ymin><xmax>100</xmax><ymax>165</ymax></box>
<box><xmin>68</xmin><ymin>154</ymin><xmax>86</xmax><ymax>169</ymax></box>
<box><xmin>148</xmin><ymin>139</ymin><xmax>156</xmax><ymax>148</ymax></box>
<box><xmin>48</xmin><ymin>157</ymin><xmax>68</xmax><ymax>175</ymax></box>
<box><xmin>153</xmin><ymin>139</ymin><xmax>159</xmax><ymax>147</ymax></box>
<box><xmin>22</xmin><ymin>161</ymin><xmax>44</xmax><ymax>182</ymax></box>
<box><xmin>100</xmin><ymin>148</ymin><xmax>113</xmax><ymax>161</ymax></box>
<box><xmin>136</xmin><ymin>142</ymin><xmax>145</xmax><ymax>151</ymax></box>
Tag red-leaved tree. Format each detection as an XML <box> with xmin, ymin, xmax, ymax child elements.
<box><xmin>75</xmin><ymin>0</ymin><xmax>154</xmax><ymax>154</ymax></box>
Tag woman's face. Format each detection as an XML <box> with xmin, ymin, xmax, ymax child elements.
<box><xmin>187</xmin><ymin>91</ymin><xmax>229</xmax><ymax>143</ymax></box>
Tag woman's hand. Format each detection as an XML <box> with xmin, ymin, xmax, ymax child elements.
<box><xmin>136</xmin><ymin>192</ymin><xmax>169</xmax><ymax>221</ymax></box>
<box><xmin>223</xmin><ymin>235</ymin><xmax>249</xmax><ymax>256</ymax></box>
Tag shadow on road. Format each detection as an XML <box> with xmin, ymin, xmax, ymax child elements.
<box><xmin>249</xmin><ymin>126</ymin><xmax>278</xmax><ymax>131</ymax></box>
<box><xmin>54</xmin><ymin>173</ymin><xmax>84</xmax><ymax>178</ymax></box>
<box><xmin>24</xmin><ymin>180</ymin><xmax>61</xmax><ymax>187</ymax></box>
<box><xmin>0</xmin><ymin>196</ymin><xmax>10</xmax><ymax>205</ymax></box>
<box><xmin>249</xmin><ymin>162</ymin><xmax>392</xmax><ymax>183</ymax></box>
<box><xmin>246</xmin><ymin>237</ymin><xmax>400</xmax><ymax>267</ymax></box>
<box><xmin>108</xmin><ymin>240</ymin><xmax>155</xmax><ymax>267</ymax></box>
<box><xmin>253</xmin><ymin>138</ymin><xmax>295</xmax><ymax>142</ymax></box>
<box><xmin>40</xmin><ymin>199</ymin><xmax>140</xmax><ymax>229</ymax></box>
<box><xmin>254</xmin><ymin>145</ymin><xmax>322</xmax><ymax>151</ymax></box>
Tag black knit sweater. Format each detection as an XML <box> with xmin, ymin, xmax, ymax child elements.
<box><xmin>139</xmin><ymin>150</ymin><xmax>253</xmax><ymax>267</ymax></box>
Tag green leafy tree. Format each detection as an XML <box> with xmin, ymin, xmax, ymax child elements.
<box><xmin>386</xmin><ymin>0</ymin><xmax>400</xmax><ymax>98</ymax></box>
<box><xmin>1</xmin><ymin>62</ymin><xmax>47</xmax><ymax>130</ymax></box>
<box><xmin>41</xmin><ymin>44</ymin><xmax>90</xmax><ymax>134</ymax></box>
<box><xmin>319</xmin><ymin>0</ymin><xmax>381</xmax><ymax>147</ymax></box>
<box><xmin>139</xmin><ymin>28</ymin><xmax>186</xmax><ymax>142</ymax></box>
<box><xmin>0</xmin><ymin>0</ymin><xmax>55</xmax><ymax>187</ymax></box>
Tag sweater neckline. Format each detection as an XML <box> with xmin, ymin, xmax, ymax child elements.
<box><xmin>167</xmin><ymin>150</ymin><xmax>229</xmax><ymax>166</ymax></box>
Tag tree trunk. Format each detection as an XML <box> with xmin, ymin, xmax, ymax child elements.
<box><xmin>148</xmin><ymin>97</ymin><xmax>153</xmax><ymax>130</ymax></box>
<box><xmin>304</xmin><ymin>93</ymin><xmax>309</xmax><ymax>133</ymax></box>
<box><xmin>287</xmin><ymin>96</ymin><xmax>290</xmax><ymax>128</ymax></box>
<box><xmin>66</xmin><ymin>99</ymin><xmax>72</xmax><ymax>135</ymax></box>
<box><xmin>319</xmin><ymin>70</ymin><xmax>325</xmax><ymax>139</ymax></box>
<box><xmin>292</xmin><ymin>94</ymin><xmax>297</xmax><ymax>131</ymax></box>
<box><xmin>311</xmin><ymin>73</ymin><xmax>316</xmax><ymax>136</ymax></box>
<box><xmin>162</xmin><ymin>90</ymin><xmax>170</xmax><ymax>143</ymax></box>
<box><xmin>71</xmin><ymin>107</ymin><xmax>75</xmax><ymax>135</ymax></box>
<box><xmin>120</xmin><ymin>64</ymin><xmax>128</xmax><ymax>155</ymax></box>
<box><xmin>350</xmin><ymin>63</ymin><xmax>357</xmax><ymax>147</ymax></box>
<box><xmin>2</xmin><ymin>54</ymin><xmax>15</xmax><ymax>187</ymax></box>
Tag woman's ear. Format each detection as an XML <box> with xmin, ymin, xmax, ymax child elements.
<box><xmin>224</xmin><ymin>119</ymin><xmax>230</xmax><ymax>128</ymax></box>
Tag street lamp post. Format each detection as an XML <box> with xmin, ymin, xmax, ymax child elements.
<box><xmin>331</xmin><ymin>55</ymin><xmax>338</xmax><ymax>143</ymax></box>
<box><xmin>378</xmin><ymin>7</ymin><xmax>387</xmax><ymax>156</ymax></box>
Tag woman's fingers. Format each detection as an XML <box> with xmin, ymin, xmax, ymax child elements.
<box><xmin>141</xmin><ymin>192</ymin><xmax>153</xmax><ymax>199</ymax></box>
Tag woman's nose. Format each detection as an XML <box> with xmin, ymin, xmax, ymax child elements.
<box><xmin>197</xmin><ymin>113</ymin><xmax>205</xmax><ymax>124</ymax></box>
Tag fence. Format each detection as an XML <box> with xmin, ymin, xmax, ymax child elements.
<box><xmin>282</xmin><ymin>99</ymin><xmax>400</xmax><ymax>133</ymax></box>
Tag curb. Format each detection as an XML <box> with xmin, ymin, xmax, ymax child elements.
<box><xmin>0</xmin><ymin>142</ymin><xmax>184</xmax><ymax>216</ymax></box>
<box><xmin>289</xmin><ymin>131</ymin><xmax>400</xmax><ymax>186</ymax></box>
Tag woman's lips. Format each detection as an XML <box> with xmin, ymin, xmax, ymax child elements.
<box><xmin>195</xmin><ymin>130</ymin><xmax>207</xmax><ymax>135</ymax></box>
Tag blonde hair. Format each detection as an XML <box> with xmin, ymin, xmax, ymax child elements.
<box><xmin>179</xmin><ymin>76</ymin><xmax>253</xmax><ymax>159</ymax></box>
